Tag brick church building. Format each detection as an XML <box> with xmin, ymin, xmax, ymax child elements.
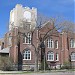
<box><xmin>0</xmin><ymin>4</ymin><xmax>75</xmax><ymax>70</ymax></box>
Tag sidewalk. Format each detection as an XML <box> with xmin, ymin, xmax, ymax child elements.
<box><xmin>0</xmin><ymin>71</ymin><xmax>26</xmax><ymax>74</ymax></box>
<box><xmin>0</xmin><ymin>69</ymin><xmax>74</xmax><ymax>74</ymax></box>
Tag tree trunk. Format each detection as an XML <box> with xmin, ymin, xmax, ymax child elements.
<box><xmin>34</xmin><ymin>49</ymin><xmax>38</xmax><ymax>72</ymax></box>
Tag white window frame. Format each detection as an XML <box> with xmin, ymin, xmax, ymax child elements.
<box><xmin>47</xmin><ymin>38</ymin><xmax>54</xmax><ymax>48</ymax></box>
<box><xmin>55</xmin><ymin>40</ymin><xmax>58</xmax><ymax>49</ymax></box>
<box><xmin>56</xmin><ymin>53</ymin><xmax>59</xmax><ymax>61</ymax></box>
<box><xmin>71</xmin><ymin>52</ymin><xmax>75</xmax><ymax>61</ymax></box>
<box><xmin>27</xmin><ymin>33</ymin><xmax>31</xmax><ymax>44</ymax></box>
<box><xmin>23</xmin><ymin>33</ymin><xmax>31</xmax><ymax>44</ymax></box>
<box><xmin>23</xmin><ymin>50</ymin><xmax>31</xmax><ymax>60</ymax></box>
<box><xmin>70</xmin><ymin>39</ymin><xmax>75</xmax><ymax>48</ymax></box>
<box><xmin>47</xmin><ymin>52</ymin><xmax>54</xmax><ymax>61</ymax></box>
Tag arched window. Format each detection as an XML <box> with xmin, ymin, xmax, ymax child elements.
<box><xmin>47</xmin><ymin>38</ymin><xmax>54</xmax><ymax>48</ymax></box>
<box><xmin>56</xmin><ymin>53</ymin><xmax>59</xmax><ymax>61</ymax></box>
<box><xmin>55</xmin><ymin>40</ymin><xmax>58</xmax><ymax>49</ymax></box>
<box><xmin>47</xmin><ymin>51</ymin><xmax>54</xmax><ymax>61</ymax></box>
<box><xmin>70</xmin><ymin>39</ymin><xmax>75</xmax><ymax>48</ymax></box>
<box><xmin>23</xmin><ymin>49</ymin><xmax>31</xmax><ymax>60</ymax></box>
<box><xmin>23</xmin><ymin>33</ymin><xmax>31</xmax><ymax>44</ymax></box>
<box><xmin>71</xmin><ymin>52</ymin><xmax>75</xmax><ymax>61</ymax></box>
<box><xmin>24</xmin><ymin>11</ymin><xmax>31</xmax><ymax>22</ymax></box>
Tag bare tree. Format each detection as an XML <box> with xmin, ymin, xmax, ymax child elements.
<box><xmin>34</xmin><ymin>17</ymin><xmax>75</xmax><ymax>71</ymax></box>
<box><xmin>9</xmin><ymin>13</ymin><xmax>75</xmax><ymax>71</ymax></box>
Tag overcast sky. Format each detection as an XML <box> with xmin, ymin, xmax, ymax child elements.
<box><xmin>0</xmin><ymin>0</ymin><xmax>74</xmax><ymax>38</ymax></box>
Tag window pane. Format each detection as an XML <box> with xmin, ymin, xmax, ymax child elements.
<box><xmin>71</xmin><ymin>53</ymin><xmax>75</xmax><ymax>61</ymax></box>
<box><xmin>47</xmin><ymin>38</ymin><xmax>54</xmax><ymax>48</ymax></box>
<box><xmin>23</xmin><ymin>50</ymin><xmax>31</xmax><ymax>60</ymax></box>
<box><xmin>56</xmin><ymin>53</ymin><xmax>59</xmax><ymax>61</ymax></box>
<box><xmin>55</xmin><ymin>40</ymin><xmax>58</xmax><ymax>49</ymax></box>
<box><xmin>47</xmin><ymin>52</ymin><xmax>54</xmax><ymax>61</ymax></box>
<box><xmin>70</xmin><ymin>39</ymin><xmax>75</xmax><ymax>48</ymax></box>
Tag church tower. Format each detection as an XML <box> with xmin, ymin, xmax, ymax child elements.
<box><xmin>9</xmin><ymin>4</ymin><xmax>37</xmax><ymax>30</ymax></box>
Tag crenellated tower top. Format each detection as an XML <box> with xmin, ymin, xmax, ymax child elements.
<box><xmin>9</xmin><ymin>4</ymin><xmax>37</xmax><ymax>30</ymax></box>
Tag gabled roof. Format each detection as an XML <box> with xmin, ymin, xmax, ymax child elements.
<box><xmin>41</xmin><ymin>20</ymin><xmax>54</xmax><ymax>29</ymax></box>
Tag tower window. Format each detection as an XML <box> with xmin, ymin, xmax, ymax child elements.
<box><xmin>24</xmin><ymin>11</ymin><xmax>31</xmax><ymax>22</ymax></box>
<box><xmin>23</xmin><ymin>33</ymin><xmax>31</xmax><ymax>44</ymax></box>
